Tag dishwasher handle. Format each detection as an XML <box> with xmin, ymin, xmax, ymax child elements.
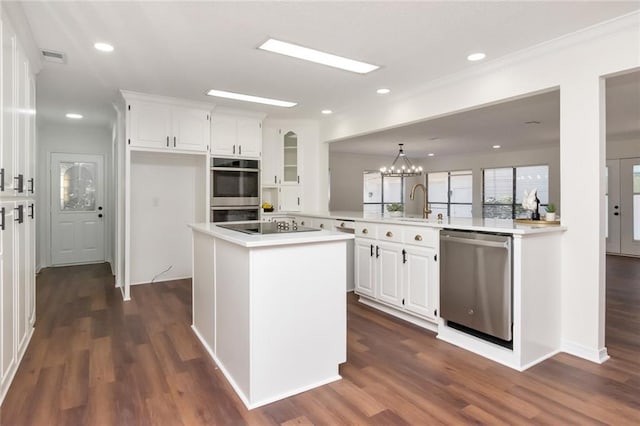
<box><xmin>442</xmin><ymin>235</ymin><xmax>510</xmax><ymax>249</ymax></box>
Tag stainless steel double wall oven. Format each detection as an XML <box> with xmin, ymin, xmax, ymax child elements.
<box><xmin>210</xmin><ymin>158</ymin><xmax>260</xmax><ymax>222</ymax></box>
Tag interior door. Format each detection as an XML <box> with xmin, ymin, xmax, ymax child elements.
<box><xmin>620</xmin><ymin>158</ymin><xmax>640</xmax><ymax>256</ymax></box>
<box><xmin>51</xmin><ymin>153</ymin><xmax>105</xmax><ymax>265</ymax></box>
<box><xmin>606</xmin><ymin>160</ymin><xmax>621</xmax><ymax>253</ymax></box>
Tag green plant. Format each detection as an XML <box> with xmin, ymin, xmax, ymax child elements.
<box><xmin>386</xmin><ymin>203</ymin><xmax>404</xmax><ymax>212</ymax></box>
<box><xmin>546</xmin><ymin>203</ymin><xmax>556</xmax><ymax>213</ymax></box>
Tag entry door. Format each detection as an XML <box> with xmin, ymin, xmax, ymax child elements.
<box><xmin>607</xmin><ymin>158</ymin><xmax>640</xmax><ymax>256</ymax></box>
<box><xmin>51</xmin><ymin>153</ymin><xmax>104</xmax><ymax>265</ymax></box>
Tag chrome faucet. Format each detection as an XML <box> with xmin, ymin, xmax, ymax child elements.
<box><xmin>410</xmin><ymin>183</ymin><xmax>432</xmax><ymax>219</ymax></box>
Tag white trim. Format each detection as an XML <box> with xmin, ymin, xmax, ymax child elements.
<box><xmin>120</xmin><ymin>90</ymin><xmax>215</xmax><ymax>111</ymax></box>
<box><xmin>247</xmin><ymin>375</ymin><xmax>342</xmax><ymax>410</ymax></box>
<box><xmin>130</xmin><ymin>275</ymin><xmax>191</xmax><ymax>286</ymax></box>
<box><xmin>561</xmin><ymin>340</ymin><xmax>610</xmax><ymax>364</ymax></box>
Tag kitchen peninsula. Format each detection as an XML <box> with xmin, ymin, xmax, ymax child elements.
<box><xmin>188</xmin><ymin>222</ymin><xmax>353</xmax><ymax>409</ymax></box>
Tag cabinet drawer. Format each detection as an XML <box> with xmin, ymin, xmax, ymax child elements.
<box><xmin>334</xmin><ymin>219</ymin><xmax>355</xmax><ymax>230</ymax></box>
<box><xmin>355</xmin><ymin>222</ymin><xmax>377</xmax><ymax>239</ymax></box>
<box><xmin>378</xmin><ymin>224</ymin><xmax>403</xmax><ymax>243</ymax></box>
<box><xmin>313</xmin><ymin>219</ymin><xmax>334</xmax><ymax>231</ymax></box>
<box><xmin>402</xmin><ymin>227</ymin><xmax>438</xmax><ymax>247</ymax></box>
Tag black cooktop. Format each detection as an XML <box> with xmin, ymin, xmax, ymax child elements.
<box><xmin>218</xmin><ymin>221</ymin><xmax>320</xmax><ymax>235</ymax></box>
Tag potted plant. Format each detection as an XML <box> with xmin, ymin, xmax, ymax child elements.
<box><xmin>386</xmin><ymin>203</ymin><xmax>404</xmax><ymax>217</ymax></box>
<box><xmin>545</xmin><ymin>203</ymin><xmax>557</xmax><ymax>221</ymax></box>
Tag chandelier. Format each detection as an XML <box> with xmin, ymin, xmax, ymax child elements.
<box><xmin>379</xmin><ymin>143</ymin><xmax>423</xmax><ymax>177</ymax></box>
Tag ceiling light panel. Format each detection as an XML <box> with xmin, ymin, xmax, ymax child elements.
<box><xmin>66</xmin><ymin>113</ymin><xmax>83</xmax><ymax>119</ymax></box>
<box><xmin>467</xmin><ymin>52</ymin><xmax>486</xmax><ymax>61</ymax></box>
<box><xmin>258</xmin><ymin>38</ymin><xmax>379</xmax><ymax>74</ymax></box>
<box><xmin>94</xmin><ymin>42</ymin><xmax>114</xmax><ymax>52</ymax></box>
<box><xmin>207</xmin><ymin>89</ymin><xmax>297</xmax><ymax>108</ymax></box>
<box><xmin>321</xmin><ymin>110</ymin><xmax>333</xmax><ymax>115</ymax></box>
<box><xmin>376</xmin><ymin>88</ymin><xmax>391</xmax><ymax>94</ymax></box>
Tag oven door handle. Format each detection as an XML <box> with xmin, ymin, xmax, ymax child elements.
<box><xmin>211</xmin><ymin>167</ymin><xmax>259</xmax><ymax>173</ymax></box>
<box><xmin>211</xmin><ymin>206</ymin><xmax>260</xmax><ymax>211</ymax></box>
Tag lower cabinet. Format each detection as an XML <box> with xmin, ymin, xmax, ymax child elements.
<box><xmin>1</xmin><ymin>200</ymin><xmax>36</xmax><ymax>404</ymax></box>
<box><xmin>354</xmin><ymin>224</ymin><xmax>438</xmax><ymax>323</ymax></box>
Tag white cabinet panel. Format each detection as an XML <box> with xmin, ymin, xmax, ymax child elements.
<box><xmin>261</xmin><ymin>126</ymin><xmax>280</xmax><ymax>186</ymax></box>
<box><xmin>355</xmin><ymin>239</ymin><xmax>375</xmax><ymax>297</ymax></box>
<box><xmin>211</xmin><ymin>114</ymin><xmax>237</xmax><ymax>156</ymax></box>
<box><xmin>279</xmin><ymin>186</ymin><xmax>301</xmax><ymax>212</ymax></box>
<box><xmin>1</xmin><ymin>203</ymin><xmax>16</xmax><ymax>385</ymax></box>
<box><xmin>377</xmin><ymin>242</ymin><xmax>403</xmax><ymax>307</ymax></box>
<box><xmin>128</xmin><ymin>101</ymin><xmax>172</xmax><ymax>149</ymax></box>
<box><xmin>1</xmin><ymin>22</ymin><xmax>16</xmax><ymax>193</ymax></box>
<box><xmin>173</xmin><ymin>107</ymin><xmax>210</xmax><ymax>152</ymax></box>
<box><xmin>236</xmin><ymin>118</ymin><xmax>261</xmax><ymax>158</ymax></box>
<box><xmin>404</xmin><ymin>246</ymin><xmax>437</xmax><ymax>320</ymax></box>
<box><xmin>15</xmin><ymin>203</ymin><xmax>27</xmax><ymax>354</ymax></box>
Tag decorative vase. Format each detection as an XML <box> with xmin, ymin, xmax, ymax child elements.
<box><xmin>389</xmin><ymin>211</ymin><xmax>403</xmax><ymax>217</ymax></box>
<box><xmin>545</xmin><ymin>212</ymin><xmax>556</xmax><ymax>221</ymax></box>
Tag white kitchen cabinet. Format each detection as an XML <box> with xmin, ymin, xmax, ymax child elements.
<box><xmin>211</xmin><ymin>113</ymin><xmax>262</xmax><ymax>158</ymax></box>
<box><xmin>354</xmin><ymin>222</ymin><xmax>439</xmax><ymax>324</ymax></box>
<box><xmin>124</xmin><ymin>93</ymin><xmax>211</xmax><ymax>153</ymax></box>
<box><xmin>403</xmin><ymin>245</ymin><xmax>437</xmax><ymax>320</ymax></box>
<box><xmin>279</xmin><ymin>185</ymin><xmax>301</xmax><ymax>212</ymax></box>
<box><xmin>376</xmin><ymin>241</ymin><xmax>403</xmax><ymax>306</ymax></box>
<box><xmin>354</xmin><ymin>238</ymin><xmax>375</xmax><ymax>297</ymax></box>
<box><xmin>261</xmin><ymin>126</ymin><xmax>280</xmax><ymax>186</ymax></box>
<box><xmin>0</xmin><ymin>12</ymin><xmax>37</xmax><ymax>406</ymax></box>
<box><xmin>311</xmin><ymin>218</ymin><xmax>333</xmax><ymax>231</ymax></box>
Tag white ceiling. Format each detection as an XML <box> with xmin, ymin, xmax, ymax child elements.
<box><xmin>18</xmin><ymin>1</ymin><xmax>640</xmax><ymax>131</ymax></box>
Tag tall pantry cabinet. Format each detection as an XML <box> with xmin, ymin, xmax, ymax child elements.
<box><xmin>0</xmin><ymin>8</ymin><xmax>38</xmax><ymax>405</ymax></box>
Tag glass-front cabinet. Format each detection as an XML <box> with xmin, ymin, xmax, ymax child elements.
<box><xmin>282</xmin><ymin>131</ymin><xmax>299</xmax><ymax>184</ymax></box>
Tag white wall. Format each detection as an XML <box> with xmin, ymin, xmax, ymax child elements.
<box><xmin>320</xmin><ymin>13</ymin><xmax>640</xmax><ymax>363</ymax></box>
<box><xmin>129</xmin><ymin>151</ymin><xmax>205</xmax><ymax>285</ymax></box>
<box><xmin>329</xmin><ymin>145</ymin><xmax>560</xmax><ymax>217</ymax></box>
<box><xmin>37</xmin><ymin>122</ymin><xmax>113</xmax><ymax>271</ymax></box>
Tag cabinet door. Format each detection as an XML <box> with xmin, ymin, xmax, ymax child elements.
<box><xmin>27</xmin><ymin>202</ymin><xmax>35</xmax><ymax>326</ymax></box>
<box><xmin>261</xmin><ymin>125</ymin><xmax>281</xmax><ymax>185</ymax></box>
<box><xmin>236</xmin><ymin>118</ymin><xmax>261</xmax><ymax>158</ymax></box>
<box><xmin>354</xmin><ymin>239</ymin><xmax>375</xmax><ymax>297</ymax></box>
<box><xmin>15</xmin><ymin>49</ymin><xmax>28</xmax><ymax>193</ymax></box>
<box><xmin>403</xmin><ymin>246</ymin><xmax>437</xmax><ymax>319</ymax></box>
<box><xmin>281</xmin><ymin>130</ymin><xmax>299</xmax><ymax>184</ymax></box>
<box><xmin>173</xmin><ymin>107</ymin><xmax>209</xmax><ymax>152</ymax></box>
<box><xmin>1</xmin><ymin>22</ymin><xmax>16</xmax><ymax>193</ymax></box>
<box><xmin>1</xmin><ymin>203</ymin><xmax>16</xmax><ymax>383</ymax></box>
<box><xmin>15</xmin><ymin>202</ymin><xmax>28</xmax><ymax>354</ymax></box>
<box><xmin>279</xmin><ymin>185</ymin><xmax>301</xmax><ymax>212</ymax></box>
<box><xmin>377</xmin><ymin>241</ymin><xmax>403</xmax><ymax>307</ymax></box>
<box><xmin>128</xmin><ymin>100</ymin><xmax>172</xmax><ymax>149</ymax></box>
<box><xmin>27</xmin><ymin>74</ymin><xmax>36</xmax><ymax>195</ymax></box>
<box><xmin>210</xmin><ymin>114</ymin><xmax>237</xmax><ymax>156</ymax></box>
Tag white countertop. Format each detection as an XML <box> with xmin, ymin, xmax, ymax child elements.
<box><xmin>287</xmin><ymin>211</ymin><xmax>566</xmax><ymax>235</ymax></box>
<box><xmin>189</xmin><ymin>222</ymin><xmax>354</xmax><ymax>247</ymax></box>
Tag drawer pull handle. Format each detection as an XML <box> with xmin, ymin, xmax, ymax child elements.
<box><xmin>362</xmin><ymin>228</ymin><xmax>368</xmax><ymax>234</ymax></box>
<box><xmin>415</xmin><ymin>235</ymin><xmax>423</xmax><ymax>241</ymax></box>
<box><xmin>386</xmin><ymin>231</ymin><xmax>393</xmax><ymax>238</ymax></box>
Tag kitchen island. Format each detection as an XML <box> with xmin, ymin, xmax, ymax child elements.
<box><xmin>189</xmin><ymin>222</ymin><xmax>353</xmax><ymax>409</ymax></box>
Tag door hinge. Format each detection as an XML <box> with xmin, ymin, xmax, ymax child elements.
<box><xmin>297</xmin><ymin>176</ymin><xmax>300</xmax><ymax>184</ymax></box>
<box><xmin>278</xmin><ymin>129</ymin><xmax>282</xmax><ymax>134</ymax></box>
<box><xmin>434</xmin><ymin>309</ymin><xmax>438</xmax><ymax>317</ymax></box>
<box><xmin>297</xmin><ymin>197</ymin><xmax>300</xmax><ymax>206</ymax></box>
<box><xmin>0</xmin><ymin>207</ymin><xmax>5</xmax><ymax>231</ymax></box>
<box><xmin>434</xmin><ymin>254</ymin><xmax>437</xmax><ymax>261</ymax></box>
<box><xmin>402</xmin><ymin>249</ymin><xmax>407</xmax><ymax>264</ymax></box>
<box><xmin>128</xmin><ymin>138</ymin><xmax>130</xmax><ymax>145</ymax></box>
<box><xmin>0</xmin><ymin>168</ymin><xmax>4</xmax><ymax>191</ymax></box>
<box><xmin>207</xmin><ymin>114</ymin><xmax>209</xmax><ymax>120</ymax></box>
<box><xmin>128</xmin><ymin>105</ymin><xmax>131</xmax><ymax>111</ymax></box>
<box><xmin>259</xmin><ymin>123</ymin><xmax>262</xmax><ymax>128</ymax></box>
<box><xmin>402</xmin><ymin>298</ymin><xmax>405</xmax><ymax>306</ymax></box>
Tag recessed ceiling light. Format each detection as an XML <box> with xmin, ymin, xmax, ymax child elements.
<box><xmin>427</xmin><ymin>153</ymin><xmax>435</xmax><ymax>157</ymax></box>
<box><xmin>258</xmin><ymin>38</ymin><xmax>379</xmax><ymax>74</ymax></box>
<box><xmin>65</xmin><ymin>113</ymin><xmax>83</xmax><ymax>119</ymax></box>
<box><xmin>206</xmin><ymin>89</ymin><xmax>297</xmax><ymax>108</ymax></box>
<box><xmin>94</xmin><ymin>42</ymin><xmax>114</xmax><ymax>52</ymax></box>
<box><xmin>467</xmin><ymin>52</ymin><xmax>486</xmax><ymax>61</ymax></box>
<box><xmin>376</xmin><ymin>88</ymin><xmax>391</xmax><ymax>95</ymax></box>
<box><xmin>321</xmin><ymin>109</ymin><xmax>333</xmax><ymax>115</ymax></box>
<box><xmin>492</xmin><ymin>144</ymin><xmax>501</xmax><ymax>149</ymax></box>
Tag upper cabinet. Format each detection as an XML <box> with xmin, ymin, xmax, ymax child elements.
<box><xmin>262</xmin><ymin>127</ymin><xmax>303</xmax><ymax>186</ymax></box>
<box><xmin>211</xmin><ymin>112</ymin><xmax>263</xmax><ymax>159</ymax></box>
<box><xmin>122</xmin><ymin>91</ymin><xmax>212</xmax><ymax>153</ymax></box>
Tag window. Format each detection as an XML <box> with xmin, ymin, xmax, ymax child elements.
<box><xmin>483</xmin><ymin>165</ymin><xmax>549</xmax><ymax>219</ymax></box>
<box><xmin>427</xmin><ymin>170</ymin><xmax>472</xmax><ymax>218</ymax></box>
<box><xmin>363</xmin><ymin>171</ymin><xmax>404</xmax><ymax>214</ymax></box>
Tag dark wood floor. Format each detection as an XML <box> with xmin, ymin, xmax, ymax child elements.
<box><xmin>1</xmin><ymin>256</ymin><xmax>639</xmax><ymax>425</ymax></box>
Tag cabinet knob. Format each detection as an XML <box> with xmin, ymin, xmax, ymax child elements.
<box><xmin>320</xmin><ymin>224</ymin><xmax>324</xmax><ymax>229</ymax></box>
<box><xmin>414</xmin><ymin>235</ymin><xmax>423</xmax><ymax>241</ymax></box>
<box><xmin>386</xmin><ymin>231</ymin><xmax>393</xmax><ymax>238</ymax></box>
<box><xmin>340</xmin><ymin>222</ymin><xmax>345</xmax><ymax>228</ymax></box>
<box><xmin>362</xmin><ymin>228</ymin><xmax>368</xmax><ymax>234</ymax></box>
<box><xmin>301</xmin><ymin>221</ymin><xmax>305</xmax><ymax>226</ymax></box>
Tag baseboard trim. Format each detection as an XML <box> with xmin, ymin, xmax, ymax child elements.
<box><xmin>357</xmin><ymin>295</ymin><xmax>438</xmax><ymax>333</ymax></box>
<box><xmin>561</xmin><ymin>340</ymin><xmax>610</xmax><ymax>364</ymax></box>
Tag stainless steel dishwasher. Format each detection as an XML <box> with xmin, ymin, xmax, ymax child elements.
<box><xmin>440</xmin><ymin>230</ymin><xmax>513</xmax><ymax>347</ymax></box>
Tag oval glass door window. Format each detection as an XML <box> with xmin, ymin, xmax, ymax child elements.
<box><xmin>59</xmin><ymin>162</ymin><xmax>97</xmax><ymax>211</ymax></box>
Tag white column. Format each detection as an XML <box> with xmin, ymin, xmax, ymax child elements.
<box><xmin>559</xmin><ymin>74</ymin><xmax>608</xmax><ymax>362</ymax></box>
